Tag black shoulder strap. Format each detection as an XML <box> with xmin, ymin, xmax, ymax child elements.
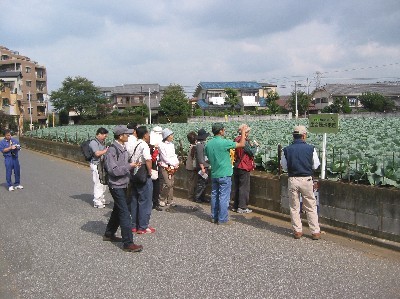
<box><xmin>109</xmin><ymin>144</ymin><xmax>120</xmax><ymax>160</ymax></box>
<box><xmin>130</xmin><ymin>141</ymin><xmax>143</xmax><ymax>161</ymax></box>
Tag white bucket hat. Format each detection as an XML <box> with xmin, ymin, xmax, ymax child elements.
<box><xmin>162</xmin><ymin>128</ymin><xmax>174</xmax><ymax>141</ymax></box>
<box><xmin>150</xmin><ymin>126</ymin><xmax>163</xmax><ymax>146</ymax></box>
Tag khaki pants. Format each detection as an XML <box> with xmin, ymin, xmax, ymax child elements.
<box><xmin>160</xmin><ymin>168</ymin><xmax>175</xmax><ymax>204</ymax></box>
<box><xmin>288</xmin><ymin>177</ymin><xmax>320</xmax><ymax>234</ymax></box>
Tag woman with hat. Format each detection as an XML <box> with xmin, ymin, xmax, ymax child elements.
<box><xmin>194</xmin><ymin>128</ymin><xmax>210</xmax><ymax>203</ymax></box>
<box><xmin>158</xmin><ymin>128</ymin><xmax>180</xmax><ymax>207</ymax></box>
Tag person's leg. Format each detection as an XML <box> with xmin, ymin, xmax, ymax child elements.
<box><xmin>13</xmin><ymin>158</ymin><xmax>21</xmax><ymax>186</ymax></box>
<box><xmin>90</xmin><ymin>163</ymin><xmax>104</xmax><ymax>207</ymax></box>
<box><xmin>152</xmin><ymin>178</ymin><xmax>160</xmax><ymax>208</ymax></box>
<box><xmin>187</xmin><ymin>170</ymin><xmax>197</xmax><ymax>201</ymax></box>
<box><xmin>233</xmin><ymin>169</ymin><xmax>240</xmax><ymax>210</ymax></box>
<box><xmin>160</xmin><ymin>168</ymin><xmax>173</xmax><ymax>204</ymax></box>
<box><xmin>299</xmin><ymin>178</ymin><xmax>320</xmax><ymax>234</ymax></box>
<box><xmin>130</xmin><ymin>184</ymin><xmax>139</xmax><ymax>230</ymax></box>
<box><xmin>5</xmin><ymin>157</ymin><xmax>13</xmax><ymax>188</ymax></box>
<box><xmin>195</xmin><ymin>173</ymin><xmax>207</xmax><ymax>202</ymax></box>
<box><xmin>137</xmin><ymin>178</ymin><xmax>153</xmax><ymax>230</ymax></box>
<box><xmin>288</xmin><ymin>177</ymin><xmax>302</xmax><ymax>233</ymax></box>
<box><xmin>105</xmin><ymin>187</ymin><xmax>134</xmax><ymax>246</ymax></box>
<box><xmin>218</xmin><ymin>176</ymin><xmax>232</xmax><ymax>223</ymax></box>
<box><xmin>210</xmin><ymin>178</ymin><xmax>219</xmax><ymax>222</ymax></box>
<box><xmin>238</xmin><ymin>170</ymin><xmax>250</xmax><ymax>209</ymax></box>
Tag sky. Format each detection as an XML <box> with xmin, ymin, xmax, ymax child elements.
<box><xmin>1</xmin><ymin>0</ymin><xmax>400</xmax><ymax>96</ymax></box>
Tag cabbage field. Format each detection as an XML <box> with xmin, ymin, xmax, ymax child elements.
<box><xmin>27</xmin><ymin>116</ymin><xmax>400</xmax><ymax>188</ymax></box>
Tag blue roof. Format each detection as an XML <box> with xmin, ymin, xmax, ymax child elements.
<box><xmin>199</xmin><ymin>81</ymin><xmax>261</xmax><ymax>90</ymax></box>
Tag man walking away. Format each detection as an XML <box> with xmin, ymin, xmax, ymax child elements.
<box><xmin>280</xmin><ymin>125</ymin><xmax>321</xmax><ymax>240</ymax></box>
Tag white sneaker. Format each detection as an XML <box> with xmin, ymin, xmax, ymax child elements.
<box><xmin>237</xmin><ymin>208</ymin><xmax>252</xmax><ymax>214</ymax></box>
<box><xmin>159</xmin><ymin>201</ymin><xmax>166</xmax><ymax>207</ymax></box>
<box><xmin>14</xmin><ymin>185</ymin><xmax>24</xmax><ymax>190</ymax></box>
<box><xmin>94</xmin><ymin>203</ymin><xmax>106</xmax><ymax>209</ymax></box>
<box><xmin>8</xmin><ymin>186</ymin><xmax>14</xmax><ymax>191</ymax></box>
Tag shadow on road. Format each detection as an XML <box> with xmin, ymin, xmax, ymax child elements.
<box><xmin>169</xmin><ymin>202</ymin><xmax>292</xmax><ymax>238</ymax></box>
<box><xmin>81</xmin><ymin>220</ymin><xmax>106</xmax><ymax>237</ymax></box>
<box><xmin>71</xmin><ymin>193</ymin><xmax>93</xmax><ymax>206</ymax></box>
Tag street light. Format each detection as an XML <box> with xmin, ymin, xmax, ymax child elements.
<box><xmin>28</xmin><ymin>91</ymin><xmax>33</xmax><ymax>130</ymax></box>
<box><xmin>294</xmin><ymin>81</ymin><xmax>298</xmax><ymax>119</ymax></box>
<box><xmin>148</xmin><ymin>88</ymin><xmax>151</xmax><ymax>124</ymax></box>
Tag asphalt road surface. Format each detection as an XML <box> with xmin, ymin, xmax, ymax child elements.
<box><xmin>0</xmin><ymin>149</ymin><xmax>399</xmax><ymax>299</ymax></box>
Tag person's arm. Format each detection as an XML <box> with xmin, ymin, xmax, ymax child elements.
<box><xmin>94</xmin><ymin>147</ymin><xmax>108</xmax><ymax>158</ymax></box>
<box><xmin>280</xmin><ymin>151</ymin><xmax>288</xmax><ymax>172</ymax></box>
<box><xmin>312</xmin><ymin>148</ymin><xmax>320</xmax><ymax>170</ymax></box>
<box><xmin>235</xmin><ymin>127</ymin><xmax>247</xmax><ymax>148</ymax></box>
<box><xmin>1</xmin><ymin>141</ymin><xmax>16</xmax><ymax>153</ymax></box>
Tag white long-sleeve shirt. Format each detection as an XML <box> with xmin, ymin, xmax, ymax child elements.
<box><xmin>158</xmin><ymin>141</ymin><xmax>179</xmax><ymax>167</ymax></box>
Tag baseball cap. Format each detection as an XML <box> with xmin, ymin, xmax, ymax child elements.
<box><xmin>293</xmin><ymin>125</ymin><xmax>307</xmax><ymax>135</ymax></box>
<box><xmin>113</xmin><ymin>125</ymin><xmax>134</xmax><ymax>135</ymax></box>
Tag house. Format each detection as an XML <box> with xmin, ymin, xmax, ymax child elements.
<box><xmin>193</xmin><ymin>81</ymin><xmax>277</xmax><ymax>110</ymax></box>
<box><xmin>99</xmin><ymin>83</ymin><xmax>164</xmax><ymax>116</ymax></box>
<box><xmin>0</xmin><ymin>46</ymin><xmax>48</xmax><ymax>126</ymax></box>
<box><xmin>312</xmin><ymin>83</ymin><xmax>400</xmax><ymax>110</ymax></box>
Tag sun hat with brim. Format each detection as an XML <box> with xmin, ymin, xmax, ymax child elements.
<box><xmin>150</xmin><ymin>126</ymin><xmax>163</xmax><ymax>145</ymax></box>
<box><xmin>162</xmin><ymin>128</ymin><xmax>174</xmax><ymax>141</ymax></box>
<box><xmin>197</xmin><ymin>128</ymin><xmax>210</xmax><ymax>140</ymax></box>
<box><xmin>211</xmin><ymin>123</ymin><xmax>225</xmax><ymax>135</ymax></box>
<box><xmin>293</xmin><ymin>125</ymin><xmax>307</xmax><ymax>135</ymax></box>
<box><xmin>113</xmin><ymin>125</ymin><xmax>134</xmax><ymax>135</ymax></box>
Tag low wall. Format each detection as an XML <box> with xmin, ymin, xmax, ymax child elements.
<box><xmin>20</xmin><ymin>136</ymin><xmax>400</xmax><ymax>243</ymax></box>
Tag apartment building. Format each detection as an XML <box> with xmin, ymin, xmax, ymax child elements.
<box><xmin>0</xmin><ymin>46</ymin><xmax>48</xmax><ymax>126</ymax></box>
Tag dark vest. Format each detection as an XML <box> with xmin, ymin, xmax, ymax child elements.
<box><xmin>283</xmin><ymin>139</ymin><xmax>314</xmax><ymax>177</ymax></box>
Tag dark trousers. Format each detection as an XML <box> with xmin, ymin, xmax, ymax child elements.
<box><xmin>152</xmin><ymin>178</ymin><xmax>160</xmax><ymax>208</ymax></box>
<box><xmin>105</xmin><ymin>187</ymin><xmax>134</xmax><ymax>246</ymax></box>
<box><xmin>195</xmin><ymin>170</ymin><xmax>209</xmax><ymax>202</ymax></box>
<box><xmin>233</xmin><ymin>168</ymin><xmax>251</xmax><ymax>209</ymax></box>
<box><xmin>5</xmin><ymin>156</ymin><xmax>20</xmax><ymax>187</ymax></box>
<box><xmin>131</xmin><ymin>178</ymin><xmax>153</xmax><ymax>230</ymax></box>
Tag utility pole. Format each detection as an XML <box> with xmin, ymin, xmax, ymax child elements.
<box><xmin>28</xmin><ymin>91</ymin><xmax>33</xmax><ymax>130</ymax></box>
<box><xmin>295</xmin><ymin>81</ymin><xmax>298</xmax><ymax>119</ymax></box>
<box><xmin>148</xmin><ymin>88</ymin><xmax>152</xmax><ymax>124</ymax></box>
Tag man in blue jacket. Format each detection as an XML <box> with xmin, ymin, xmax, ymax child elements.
<box><xmin>0</xmin><ymin>129</ymin><xmax>23</xmax><ymax>191</ymax></box>
<box><xmin>281</xmin><ymin>125</ymin><xmax>321</xmax><ymax>240</ymax></box>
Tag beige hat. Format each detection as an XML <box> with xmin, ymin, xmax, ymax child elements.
<box><xmin>293</xmin><ymin>125</ymin><xmax>307</xmax><ymax>135</ymax></box>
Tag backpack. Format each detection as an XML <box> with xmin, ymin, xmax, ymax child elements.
<box><xmin>80</xmin><ymin>139</ymin><xmax>99</xmax><ymax>161</ymax></box>
<box><xmin>98</xmin><ymin>144</ymin><xmax>119</xmax><ymax>185</ymax></box>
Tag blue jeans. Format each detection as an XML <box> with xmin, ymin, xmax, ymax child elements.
<box><xmin>210</xmin><ymin>176</ymin><xmax>232</xmax><ymax>223</ymax></box>
<box><xmin>5</xmin><ymin>156</ymin><xmax>20</xmax><ymax>188</ymax></box>
<box><xmin>105</xmin><ymin>187</ymin><xmax>134</xmax><ymax>246</ymax></box>
<box><xmin>131</xmin><ymin>177</ymin><xmax>153</xmax><ymax>230</ymax></box>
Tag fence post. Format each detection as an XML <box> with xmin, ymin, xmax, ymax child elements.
<box><xmin>278</xmin><ymin>144</ymin><xmax>282</xmax><ymax>175</ymax></box>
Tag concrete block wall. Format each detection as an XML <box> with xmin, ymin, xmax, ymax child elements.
<box><xmin>20</xmin><ymin>136</ymin><xmax>400</xmax><ymax>242</ymax></box>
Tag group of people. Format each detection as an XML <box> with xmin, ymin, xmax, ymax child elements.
<box><xmin>0</xmin><ymin>121</ymin><xmax>321</xmax><ymax>251</ymax></box>
<box><xmin>89</xmin><ymin>124</ymin><xmax>180</xmax><ymax>252</ymax></box>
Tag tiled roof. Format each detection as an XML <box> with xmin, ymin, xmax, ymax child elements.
<box><xmin>317</xmin><ymin>83</ymin><xmax>400</xmax><ymax>96</ymax></box>
<box><xmin>193</xmin><ymin>81</ymin><xmax>262</xmax><ymax>97</ymax></box>
<box><xmin>112</xmin><ymin>83</ymin><xmax>160</xmax><ymax>94</ymax></box>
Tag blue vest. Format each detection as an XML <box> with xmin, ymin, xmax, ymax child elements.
<box><xmin>283</xmin><ymin>139</ymin><xmax>314</xmax><ymax>177</ymax></box>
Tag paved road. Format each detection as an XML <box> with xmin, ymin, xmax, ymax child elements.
<box><xmin>0</xmin><ymin>149</ymin><xmax>399</xmax><ymax>299</ymax></box>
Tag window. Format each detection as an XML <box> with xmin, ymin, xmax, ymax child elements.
<box><xmin>25</xmin><ymin>66</ymin><xmax>31</xmax><ymax>73</ymax></box>
<box><xmin>2</xmin><ymin>98</ymin><xmax>10</xmax><ymax>106</ymax></box>
<box><xmin>26</xmin><ymin>81</ymin><xmax>32</xmax><ymax>87</ymax></box>
<box><xmin>321</xmin><ymin>98</ymin><xmax>329</xmax><ymax>103</ymax></box>
<box><xmin>28</xmin><ymin>107</ymin><xmax>33</xmax><ymax>115</ymax></box>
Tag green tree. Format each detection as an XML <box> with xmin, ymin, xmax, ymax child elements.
<box><xmin>322</xmin><ymin>96</ymin><xmax>351</xmax><ymax>114</ymax></box>
<box><xmin>58</xmin><ymin>109</ymin><xmax>69</xmax><ymax>125</ymax></box>
<box><xmin>359</xmin><ymin>92</ymin><xmax>395</xmax><ymax>112</ymax></box>
<box><xmin>224</xmin><ymin>88</ymin><xmax>240</xmax><ymax>112</ymax></box>
<box><xmin>288</xmin><ymin>90</ymin><xmax>311</xmax><ymax>116</ymax></box>
<box><xmin>50</xmin><ymin>76</ymin><xmax>108</xmax><ymax>119</ymax></box>
<box><xmin>266</xmin><ymin>90</ymin><xmax>281</xmax><ymax>114</ymax></box>
<box><xmin>159</xmin><ymin>84</ymin><xmax>189</xmax><ymax>117</ymax></box>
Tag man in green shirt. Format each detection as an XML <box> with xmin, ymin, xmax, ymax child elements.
<box><xmin>205</xmin><ymin>123</ymin><xmax>246</xmax><ymax>224</ymax></box>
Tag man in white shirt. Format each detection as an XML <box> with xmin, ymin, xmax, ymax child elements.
<box><xmin>130</xmin><ymin>126</ymin><xmax>155</xmax><ymax>234</ymax></box>
<box><xmin>125</xmin><ymin>122</ymin><xmax>138</xmax><ymax>158</ymax></box>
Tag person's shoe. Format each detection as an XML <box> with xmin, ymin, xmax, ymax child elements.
<box><xmin>8</xmin><ymin>186</ymin><xmax>14</xmax><ymax>191</ymax></box>
<box><xmin>137</xmin><ymin>227</ymin><xmax>156</xmax><ymax>234</ymax></box>
<box><xmin>14</xmin><ymin>185</ymin><xmax>24</xmax><ymax>190</ymax></box>
<box><xmin>132</xmin><ymin>228</ymin><xmax>137</xmax><ymax>233</ymax></box>
<box><xmin>159</xmin><ymin>201</ymin><xmax>166</xmax><ymax>207</ymax></box>
<box><xmin>94</xmin><ymin>203</ymin><xmax>106</xmax><ymax>208</ymax></box>
<box><xmin>102</xmin><ymin>200</ymin><xmax>110</xmax><ymax>205</ymax></box>
<box><xmin>123</xmin><ymin>243</ymin><xmax>143</xmax><ymax>252</ymax></box>
<box><xmin>210</xmin><ymin>218</ymin><xmax>217</xmax><ymax>223</ymax></box>
<box><xmin>153</xmin><ymin>206</ymin><xmax>163</xmax><ymax>211</ymax></box>
<box><xmin>217</xmin><ymin>221</ymin><xmax>233</xmax><ymax>226</ymax></box>
<box><xmin>231</xmin><ymin>208</ymin><xmax>237</xmax><ymax>212</ymax></box>
<box><xmin>237</xmin><ymin>208</ymin><xmax>252</xmax><ymax>214</ymax></box>
<box><xmin>312</xmin><ymin>233</ymin><xmax>321</xmax><ymax>240</ymax></box>
<box><xmin>103</xmin><ymin>234</ymin><xmax>122</xmax><ymax>242</ymax></box>
<box><xmin>293</xmin><ymin>232</ymin><xmax>303</xmax><ymax>239</ymax></box>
